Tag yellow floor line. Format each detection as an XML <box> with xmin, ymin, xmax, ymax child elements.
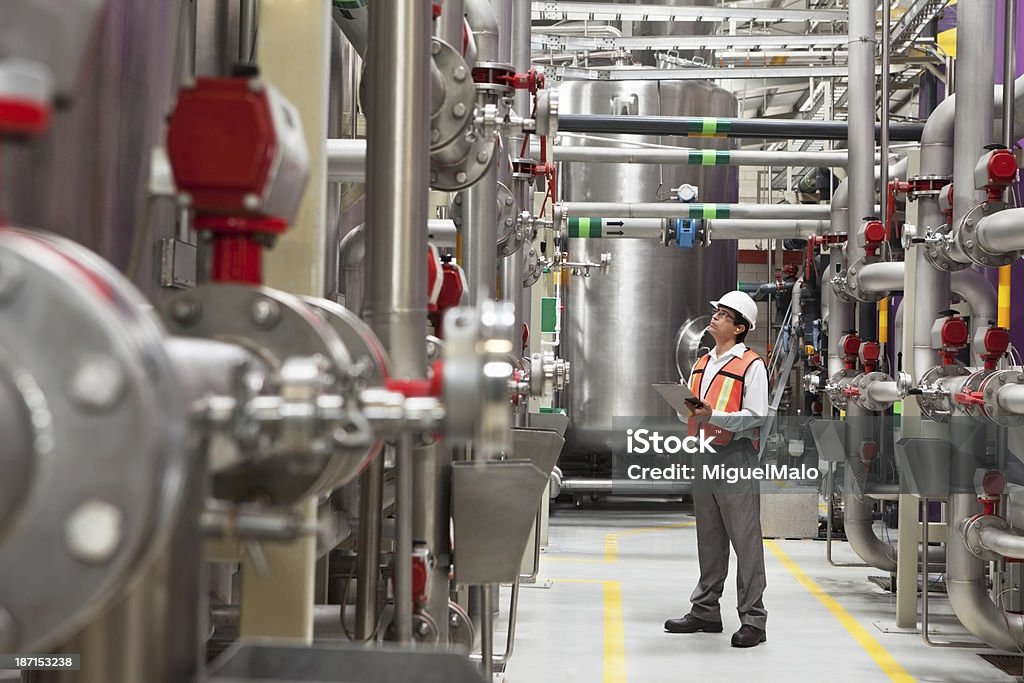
<box><xmin>765</xmin><ymin>540</ymin><xmax>916</xmax><ymax>683</ymax></box>
<box><xmin>603</xmin><ymin>521</ymin><xmax>696</xmax><ymax>562</ymax></box>
<box><xmin>549</xmin><ymin>579</ymin><xmax>627</xmax><ymax>682</ymax></box>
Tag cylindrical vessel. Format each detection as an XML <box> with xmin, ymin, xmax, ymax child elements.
<box><xmin>559</xmin><ymin>79</ymin><xmax>738</xmax><ymax>460</ymax></box>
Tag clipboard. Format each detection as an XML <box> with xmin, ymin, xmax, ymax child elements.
<box><xmin>652</xmin><ymin>382</ymin><xmax>702</xmax><ymax>413</ymax></box>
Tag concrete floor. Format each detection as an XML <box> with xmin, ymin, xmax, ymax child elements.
<box><xmin>499</xmin><ymin>504</ymin><xmax>1020</xmax><ymax>683</ymax></box>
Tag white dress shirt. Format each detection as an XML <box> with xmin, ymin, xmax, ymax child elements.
<box><xmin>686</xmin><ymin>342</ymin><xmax>769</xmax><ymax>442</ymax></box>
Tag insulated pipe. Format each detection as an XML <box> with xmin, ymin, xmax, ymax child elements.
<box><xmin>551</xmin><ymin>146</ymin><xmax>850</xmax><ymax>168</ymax></box>
<box><xmin>556</xmin><ymin>115</ymin><xmax>926</xmax><ymax>142</ymax></box>
<box><xmin>865</xmin><ymin>381</ymin><xmax>900</xmax><ymax>405</ymax></box>
<box><xmin>706</xmin><ymin>219</ymin><xmax>826</xmax><ymax>240</ymax></box>
<box><xmin>361</xmin><ymin>0</ymin><xmax>432</xmax><ymax>643</ymax></box>
<box><xmin>847</xmin><ymin>0</ymin><xmax>875</xmax><ymax>272</ymax></box>
<box><xmin>437</xmin><ymin>0</ymin><xmax>466</xmax><ymax>52</ymax></box>
<box><xmin>996</xmin><ymin>384</ymin><xmax>1024</xmax><ymax>415</ymax></box>
<box><xmin>948</xmin><ymin>492</ymin><xmax>1024</xmax><ymax>651</ymax></box>
<box><xmin>464</xmin><ymin>0</ymin><xmax>499</xmax><ymax>62</ymax></box>
<box><xmin>949</xmin><ymin>0</ymin><xmax>997</xmax><ymax>266</ymax></box>
<box><xmin>560</xmin><ymin>202</ymin><xmax>830</xmax><ymax>221</ymax></box>
<box><xmin>977</xmin><ymin>525</ymin><xmax>1024</xmax><ymax>560</ymax></box>
<box><xmin>976</xmin><ymin>208</ymin><xmax>1024</xmax><ymax>255</ymax></box>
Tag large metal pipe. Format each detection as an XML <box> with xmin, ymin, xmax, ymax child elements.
<box><xmin>551</xmin><ymin>146</ymin><xmax>850</xmax><ymax>168</ymax></box>
<box><xmin>561</xmin><ymin>202</ymin><xmax>830</xmax><ymax>221</ymax></box>
<box><xmin>949</xmin><ymin>0</ymin><xmax>997</xmax><ymax>265</ymax></box>
<box><xmin>1004</xmin><ymin>0</ymin><xmax>1017</xmax><ymax>151</ymax></box>
<box><xmin>557</xmin><ymin>115</ymin><xmax>926</xmax><ymax>141</ymax></box>
<box><xmin>847</xmin><ymin>0</ymin><xmax>875</xmax><ymax>271</ymax></box>
<box><xmin>976</xmin><ymin>208</ymin><xmax>1024</xmax><ymax>255</ymax></box>
<box><xmin>856</xmin><ymin>261</ymin><xmax>905</xmax><ymax>293</ymax></box>
<box><xmin>826</xmin><ymin>250</ymin><xmax>854</xmax><ymax>379</ymax></box>
<box><xmin>707</xmin><ymin>219</ymin><xmax>825</xmax><ymax>240</ymax></box>
<box><xmin>438</xmin><ymin>0</ymin><xmax>466</xmax><ymax>52</ymax></box>
<box><xmin>977</xmin><ymin>525</ymin><xmax>1024</xmax><ymax>560</ymax></box>
<box><xmin>879</xmin><ymin>1</ymin><xmax>891</xmax><ymax>233</ymax></box>
<box><xmin>465</xmin><ymin>0</ymin><xmax>499</xmax><ymax>62</ymax></box>
<box><xmin>948</xmin><ymin>493</ymin><xmax>1024</xmax><ymax>651</ymax></box>
<box><xmin>511</xmin><ymin>0</ymin><xmax>531</xmax><ymax>118</ymax></box>
<box><xmin>997</xmin><ymin>384</ymin><xmax>1024</xmax><ymax>415</ymax></box>
<box><xmin>360</xmin><ymin>0</ymin><xmax>432</xmax><ymax>643</ymax></box>
<box><xmin>327</xmin><ymin>139</ymin><xmax>367</xmax><ymax>182</ymax></box>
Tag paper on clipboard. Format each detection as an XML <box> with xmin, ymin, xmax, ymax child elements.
<box><xmin>652</xmin><ymin>382</ymin><xmax>702</xmax><ymax>413</ymax></box>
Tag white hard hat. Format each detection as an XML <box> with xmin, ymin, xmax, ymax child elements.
<box><xmin>710</xmin><ymin>290</ymin><xmax>758</xmax><ymax>330</ymax></box>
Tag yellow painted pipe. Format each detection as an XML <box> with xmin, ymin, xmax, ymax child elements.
<box><xmin>999</xmin><ymin>265</ymin><xmax>1011</xmax><ymax>329</ymax></box>
<box><xmin>878</xmin><ymin>297</ymin><xmax>889</xmax><ymax>344</ymax></box>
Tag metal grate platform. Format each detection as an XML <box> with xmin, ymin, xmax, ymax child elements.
<box><xmin>980</xmin><ymin>654</ymin><xmax>1023</xmax><ymax>677</ymax></box>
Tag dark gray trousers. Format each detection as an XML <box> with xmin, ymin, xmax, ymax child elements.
<box><xmin>688</xmin><ymin>440</ymin><xmax>768</xmax><ymax>630</ymax></box>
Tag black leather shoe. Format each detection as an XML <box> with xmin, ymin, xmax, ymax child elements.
<box><xmin>664</xmin><ymin>614</ymin><xmax>724</xmax><ymax>634</ymax></box>
<box><xmin>731</xmin><ymin>624</ymin><xmax>766</xmax><ymax>648</ymax></box>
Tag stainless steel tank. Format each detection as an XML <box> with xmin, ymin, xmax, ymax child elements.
<box><xmin>559</xmin><ymin>79</ymin><xmax>738</xmax><ymax>458</ymax></box>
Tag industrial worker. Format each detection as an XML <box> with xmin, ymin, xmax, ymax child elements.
<box><xmin>665</xmin><ymin>289</ymin><xmax>769</xmax><ymax>648</ymax></box>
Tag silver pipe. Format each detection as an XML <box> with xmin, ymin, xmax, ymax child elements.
<box><xmin>511</xmin><ymin>0</ymin><xmax>531</xmax><ymax>118</ymax></box>
<box><xmin>560</xmin><ymin>479</ymin><xmax>693</xmax><ymax>495</ymax></box>
<box><xmin>178</xmin><ymin>0</ymin><xmax>197</xmax><ymax>81</ymax></box>
<box><xmin>413</xmin><ymin>439</ymin><xmax>450</xmax><ymax>645</ymax></box>
<box><xmin>428</xmin><ymin>219</ymin><xmax>457</xmax><ymax>247</ymax></box>
<box><xmin>948</xmin><ymin>492</ymin><xmax>1024</xmax><ymax>651</ymax></box>
<box><xmin>1003</xmin><ymin>0</ymin><xmax>1017</xmax><ymax>154</ymax></box>
<box><xmin>492</xmin><ymin>0</ymin><xmax>512</xmax><ymax>65</ymax></box>
<box><xmin>976</xmin><ymin>208</ymin><xmax>1024</xmax><ymax>255</ymax></box>
<box><xmin>827</xmin><ymin>250</ymin><xmax>854</xmax><ymax>378</ymax></box>
<box><xmin>355</xmin><ymin>456</ymin><xmax>383</xmax><ymax>639</ymax></box>
<box><xmin>707</xmin><ymin>219</ymin><xmax>825</xmax><ymax>240</ymax></box>
<box><xmin>239</xmin><ymin>0</ymin><xmax>257</xmax><ymax>63</ymax></box>
<box><xmin>865</xmin><ymin>381</ymin><xmax>900</xmax><ymax>405</ymax></box>
<box><xmin>480</xmin><ymin>583</ymin><xmax>494</xmax><ymax>678</ymax></box>
<box><xmin>394</xmin><ymin>433</ymin><xmax>414</xmax><ymax>642</ymax></box>
<box><xmin>950</xmin><ymin>0</ymin><xmax>997</xmax><ymax>265</ymax></box>
<box><xmin>996</xmin><ymin>384</ymin><xmax>1024</xmax><ymax>415</ymax></box>
<box><xmin>327</xmin><ymin>138</ymin><xmax>367</xmax><ymax>182</ymax></box>
<box><xmin>359</xmin><ymin>0</ymin><xmax>432</xmax><ymax>641</ymax></box>
<box><xmin>337</xmin><ymin>224</ymin><xmax>365</xmax><ymax>311</ymax></box>
<box><xmin>856</xmin><ymin>261</ymin><xmax>905</xmax><ymax>293</ymax></box>
<box><xmin>847</xmin><ymin>0</ymin><xmax>875</xmax><ymax>270</ymax></box>
<box><xmin>979</xmin><ymin>525</ymin><xmax>1024</xmax><ymax>559</ymax></box>
<box><xmin>334</xmin><ymin>3</ymin><xmax>369</xmax><ymax>56</ymax></box>
<box><xmin>879</xmin><ymin>0</ymin><xmax>891</xmax><ymax>231</ymax></box>
<box><xmin>326</xmin><ymin>22</ymin><xmax>346</xmax><ymax>300</ymax></box>
<box><xmin>463</xmin><ymin>162</ymin><xmax>499</xmax><ymax>303</ymax></box>
<box><xmin>553</xmin><ymin>146</ymin><xmax>850</xmax><ymax>168</ymax></box>
<box><xmin>465</xmin><ymin>0</ymin><xmax>499</xmax><ymax>62</ymax></box>
<box><xmin>438</xmin><ymin>0</ymin><xmax>466</xmax><ymax>51</ymax></box>
<box><xmin>561</xmin><ymin>202</ymin><xmax>830</xmax><ymax>220</ymax></box>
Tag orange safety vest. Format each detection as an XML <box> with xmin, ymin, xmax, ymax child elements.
<box><xmin>688</xmin><ymin>348</ymin><xmax>764</xmax><ymax>448</ymax></box>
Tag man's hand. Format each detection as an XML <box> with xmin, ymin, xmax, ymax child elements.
<box><xmin>688</xmin><ymin>399</ymin><xmax>713</xmax><ymax>418</ymax></box>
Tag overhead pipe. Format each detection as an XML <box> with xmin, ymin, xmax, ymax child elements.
<box><xmin>707</xmin><ymin>219</ymin><xmax>826</xmax><ymax>240</ymax></box>
<box><xmin>560</xmin><ymin>201</ymin><xmax>830</xmax><ymax>221</ymax></box>
<box><xmin>556</xmin><ymin>115</ymin><xmax>926</xmax><ymax>142</ymax></box>
<box><xmin>550</xmin><ymin>146</ymin><xmax>850</xmax><ymax>168</ymax></box>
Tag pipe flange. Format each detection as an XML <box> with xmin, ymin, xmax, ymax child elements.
<box><xmin>923</xmin><ymin>224</ymin><xmax>971</xmax><ymax>272</ymax></box>
<box><xmin>0</xmin><ymin>229</ymin><xmax>187</xmax><ymax>653</ymax></box>
<box><xmin>845</xmin><ymin>257</ymin><xmax>885</xmax><ymax>303</ymax></box>
<box><xmin>429</xmin><ymin>38</ymin><xmax>475</xmax><ymax>152</ymax></box>
<box><xmin>957</xmin><ymin>202</ymin><xmax>1019</xmax><ymax>267</ymax></box>
<box><xmin>163</xmin><ymin>285</ymin><xmax>371</xmax><ymax>505</ymax></box>
<box><xmin>0</xmin><ymin>346</ymin><xmax>35</xmax><ymax>542</ymax></box>
<box><xmin>850</xmin><ymin>371</ymin><xmax>895</xmax><ymax>412</ymax></box>
<box><xmin>430</xmin><ymin>130</ymin><xmax>497</xmax><ymax>191</ymax></box>
<box><xmin>535</xmin><ymin>88</ymin><xmax>559</xmax><ymax>138</ymax></box>
<box><xmin>522</xmin><ymin>246</ymin><xmax>543</xmax><ymax>287</ymax></box>
<box><xmin>495</xmin><ymin>182</ymin><xmax>523</xmax><ymax>256</ymax></box>
<box><xmin>905</xmin><ymin>175</ymin><xmax>951</xmax><ymax>202</ymax></box>
<box><xmin>302</xmin><ymin>297</ymin><xmax>391</xmax><ymax>487</ymax></box>
<box><xmin>980</xmin><ymin>369</ymin><xmax>1024</xmax><ymax>427</ymax></box>
<box><xmin>441</xmin><ymin>300</ymin><xmax>515</xmax><ymax>454</ymax></box>
<box><xmin>830</xmin><ymin>274</ymin><xmax>856</xmax><ymax>304</ymax></box>
<box><xmin>471</xmin><ymin>62</ymin><xmax>515</xmax><ymax>98</ymax></box>
<box><xmin>916</xmin><ymin>363</ymin><xmax>970</xmax><ymax>422</ymax></box>
<box><xmin>961</xmin><ymin>514</ymin><xmax>1010</xmax><ymax>562</ymax></box>
<box><xmin>958</xmin><ymin>369</ymin><xmax>993</xmax><ymax>422</ymax></box>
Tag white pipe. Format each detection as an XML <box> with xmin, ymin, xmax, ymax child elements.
<box><xmin>561</xmin><ymin>202</ymin><xmax>830</xmax><ymax>220</ymax></box>
<box><xmin>464</xmin><ymin>0</ymin><xmax>499</xmax><ymax>62</ymax></box>
<box><xmin>978</xmin><ymin>525</ymin><xmax>1024</xmax><ymax>560</ymax></box>
<box><xmin>846</xmin><ymin>0</ymin><xmax>876</xmax><ymax>271</ymax></box>
<box><xmin>996</xmin><ymin>384</ymin><xmax>1024</xmax><ymax>415</ymax></box>
<box><xmin>976</xmin><ymin>208</ymin><xmax>1024</xmax><ymax>255</ymax></box>
<box><xmin>552</xmin><ymin>146</ymin><xmax>850</xmax><ymax>168</ymax></box>
<box><xmin>706</xmin><ymin>219</ymin><xmax>826</xmax><ymax>239</ymax></box>
<box><xmin>855</xmin><ymin>261</ymin><xmax>904</xmax><ymax>293</ymax></box>
<box><xmin>865</xmin><ymin>381</ymin><xmax>900</xmax><ymax>404</ymax></box>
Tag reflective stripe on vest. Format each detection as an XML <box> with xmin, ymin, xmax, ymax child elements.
<box><xmin>688</xmin><ymin>348</ymin><xmax>763</xmax><ymax>447</ymax></box>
